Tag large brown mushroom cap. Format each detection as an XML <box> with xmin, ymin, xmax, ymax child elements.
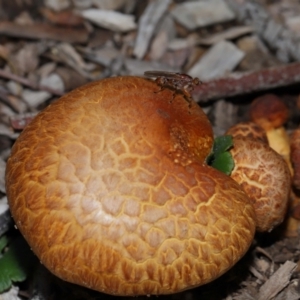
<box><xmin>230</xmin><ymin>137</ymin><xmax>291</xmax><ymax>232</ymax></box>
<box><xmin>5</xmin><ymin>76</ymin><xmax>256</xmax><ymax>296</ymax></box>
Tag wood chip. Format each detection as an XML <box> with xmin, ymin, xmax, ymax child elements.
<box><xmin>51</xmin><ymin>43</ymin><xmax>97</xmax><ymax>80</ymax></box>
<box><xmin>133</xmin><ymin>0</ymin><xmax>171</xmax><ymax>59</ymax></box>
<box><xmin>0</xmin><ymin>123</ymin><xmax>18</xmax><ymax>139</ymax></box>
<box><xmin>45</xmin><ymin>0</ymin><xmax>71</xmax><ymax>11</ymax></box>
<box><xmin>93</xmin><ymin>0</ymin><xmax>135</xmax><ymax>11</ymax></box>
<box><xmin>12</xmin><ymin>43</ymin><xmax>40</xmax><ymax>76</ymax></box>
<box><xmin>124</xmin><ymin>58</ymin><xmax>178</xmax><ymax>75</ymax></box>
<box><xmin>257</xmin><ymin>261</ymin><xmax>297</xmax><ymax>300</ymax></box>
<box><xmin>40</xmin><ymin>74</ymin><xmax>65</xmax><ymax>93</ymax></box>
<box><xmin>22</xmin><ymin>89</ymin><xmax>51</xmax><ymax>108</ymax></box>
<box><xmin>225</xmin><ymin>0</ymin><xmax>300</xmax><ymax>62</ymax></box>
<box><xmin>197</xmin><ymin>26</ymin><xmax>254</xmax><ymax>46</ymax></box>
<box><xmin>189</xmin><ymin>40</ymin><xmax>245</xmax><ymax>80</ymax></box>
<box><xmin>80</xmin><ymin>46</ymin><xmax>121</xmax><ymax>67</ymax></box>
<box><xmin>81</xmin><ymin>9</ymin><xmax>136</xmax><ymax>32</ymax></box>
<box><xmin>149</xmin><ymin>15</ymin><xmax>176</xmax><ymax>61</ymax></box>
<box><xmin>171</xmin><ymin>0</ymin><xmax>235</xmax><ymax>30</ymax></box>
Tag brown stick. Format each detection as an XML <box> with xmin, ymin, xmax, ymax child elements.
<box><xmin>193</xmin><ymin>62</ymin><xmax>300</xmax><ymax>102</ymax></box>
<box><xmin>0</xmin><ymin>21</ymin><xmax>88</xmax><ymax>44</ymax></box>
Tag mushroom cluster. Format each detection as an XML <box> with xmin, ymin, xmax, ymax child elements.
<box><xmin>5</xmin><ymin>76</ymin><xmax>256</xmax><ymax>296</ymax></box>
<box><xmin>4</xmin><ymin>76</ymin><xmax>290</xmax><ymax>296</ymax></box>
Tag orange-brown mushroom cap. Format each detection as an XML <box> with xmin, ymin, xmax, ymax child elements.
<box><xmin>5</xmin><ymin>76</ymin><xmax>256</xmax><ymax>296</ymax></box>
<box><xmin>250</xmin><ymin>94</ymin><xmax>288</xmax><ymax>131</ymax></box>
<box><xmin>230</xmin><ymin>137</ymin><xmax>291</xmax><ymax>232</ymax></box>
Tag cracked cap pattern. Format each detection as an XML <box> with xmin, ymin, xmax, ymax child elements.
<box><xmin>5</xmin><ymin>76</ymin><xmax>256</xmax><ymax>296</ymax></box>
<box><xmin>230</xmin><ymin>137</ymin><xmax>291</xmax><ymax>232</ymax></box>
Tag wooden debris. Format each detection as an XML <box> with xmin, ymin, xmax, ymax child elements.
<box><xmin>197</xmin><ymin>26</ymin><xmax>254</xmax><ymax>46</ymax></box>
<box><xmin>40</xmin><ymin>7</ymin><xmax>84</xmax><ymax>26</ymax></box>
<box><xmin>40</xmin><ymin>74</ymin><xmax>64</xmax><ymax>94</ymax></box>
<box><xmin>149</xmin><ymin>15</ymin><xmax>176</xmax><ymax>61</ymax></box>
<box><xmin>0</xmin><ymin>69</ymin><xmax>64</xmax><ymax>96</ymax></box>
<box><xmin>92</xmin><ymin>0</ymin><xmax>136</xmax><ymax>11</ymax></box>
<box><xmin>44</xmin><ymin>0</ymin><xmax>70</xmax><ymax>11</ymax></box>
<box><xmin>171</xmin><ymin>0</ymin><xmax>235</xmax><ymax>30</ymax></box>
<box><xmin>22</xmin><ymin>89</ymin><xmax>51</xmax><ymax>108</ymax></box>
<box><xmin>9</xmin><ymin>113</ymin><xmax>37</xmax><ymax>131</ymax></box>
<box><xmin>236</xmin><ymin>35</ymin><xmax>280</xmax><ymax>71</ymax></box>
<box><xmin>193</xmin><ymin>62</ymin><xmax>300</xmax><ymax>102</ymax></box>
<box><xmin>225</xmin><ymin>0</ymin><xmax>300</xmax><ymax>62</ymax></box>
<box><xmin>189</xmin><ymin>40</ymin><xmax>245</xmax><ymax>80</ymax></box>
<box><xmin>0</xmin><ymin>21</ymin><xmax>89</xmax><ymax>43</ymax></box>
<box><xmin>124</xmin><ymin>58</ymin><xmax>178</xmax><ymax>75</ymax></box>
<box><xmin>133</xmin><ymin>0</ymin><xmax>171</xmax><ymax>59</ymax></box>
<box><xmin>257</xmin><ymin>261</ymin><xmax>297</xmax><ymax>300</ymax></box>
<box><xmin>81</xmin><ymin>9</ymin><xmax>136</xmax><ymax>32</ymax></box>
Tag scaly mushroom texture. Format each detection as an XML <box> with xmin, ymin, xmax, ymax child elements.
<box><xmin>229</xmin><ymin>136</ymin><xmax>291</xmax><ymax>232</ymax></box>
<box><xmin>5</xmin><ymin>76</ymin><xmax>256</xmax><ymax>296</ymax></box>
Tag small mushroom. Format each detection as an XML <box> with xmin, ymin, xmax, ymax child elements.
<box><xmin>5</xmin><ymin>76</ymin><xmax>256</xmax><ymax>296</ymax></box>
<box><xmin>249</xmin><ymin>94</ymin><xmax>292</xmax><ymax>173</ymax></box>
<box><xmin>226</xmin><ymin>122</ymin><xmax>291</xmax><ymax>232</ymax></box>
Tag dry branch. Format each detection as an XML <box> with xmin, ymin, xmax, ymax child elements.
<box><xmin>193</xmin><ymin>62</ymin><xmax>300</xmax><ymax>102</ymax></box>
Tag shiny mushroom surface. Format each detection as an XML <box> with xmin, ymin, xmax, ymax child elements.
<box><xmin>5</xmin><ymin>76</ymin><xmax>256</xmax><ymax>296</ymax></box>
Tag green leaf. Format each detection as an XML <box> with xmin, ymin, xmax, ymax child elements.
<box><xmin>0</xmin><ymin>236</ymin><xmax>37</xmax><ymax>293</ymax></box>
<box><xmin>213</xmin><ymin>135</ymin><xmax>234</xmax><ymax>156</ymax></box>
<box><xmin>207</xmin><ymin>135</ymin><xmax>235</xmax><ymax>175</ymax></box>
<box><xmin>210</xmin><ymin>152</ymin><xmax>235</xmax><ymax>175</ymax></box>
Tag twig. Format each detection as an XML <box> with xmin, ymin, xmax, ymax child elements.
<box><xmin>0</xmin><ymin>21</ymin><xmax>88</xmax><ymax>44</ymax></box>
<box><xmin>0</xmin><ymin>69</ymin><xmax>64</xmax><ymax>96</ymax></box>
<box><xmin>257</xmin><ymin>261</ymin><xmax>296</xmax><ymax>300</ymax></box>
<box><xmin>193</xmin><ymin>62</ymin><xmax>300</xmax><ymax>102</ymax></box>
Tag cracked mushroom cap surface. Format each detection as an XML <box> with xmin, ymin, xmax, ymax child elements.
<box><xmin>229</xmin><ymin>137</ymin><xmax>291</xmax><ymax>232</ymax></box>
<box><xmin>226</xmin><ymin>122</ymin><xmax>268</xmax><ymax>144</ymax></box>
<box><xmin>5</xmin><ymin>76</ymin><xmax>256</xmax><ymax>296</ymax></box>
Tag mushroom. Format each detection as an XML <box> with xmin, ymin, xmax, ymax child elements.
<box><xmin>225</xmin><ymin>121</ymin><xmax>268</xmax><ymax>144</ymax></box>
<box><xmin>5</xmin><ymin>76</ymin><xmax>256</xmax><ymax>296</ymax></box>
<box><xmin>249</xmin><ymin>94</ymin><xmax>292</xmax><ymax>173</ymax></box>
<box><xmin>226</xmin><ymin>122</ymin><xmax>291</xmax><ymax>232</ymax></box>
